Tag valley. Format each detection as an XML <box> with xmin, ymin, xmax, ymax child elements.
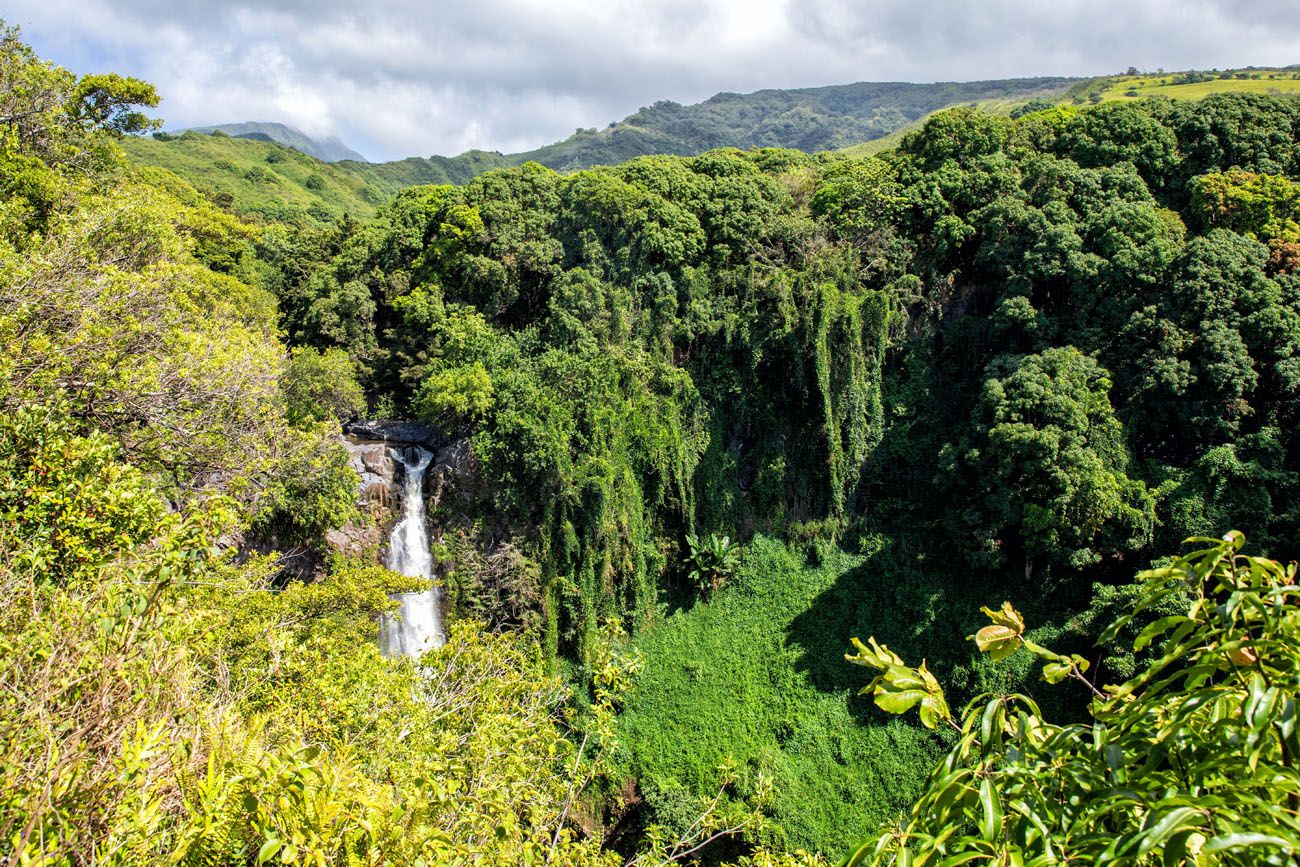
<box><xmin>3</xmin><ymin>20</ymin><xmax>1300</xmax><ymax>866</ymax></box>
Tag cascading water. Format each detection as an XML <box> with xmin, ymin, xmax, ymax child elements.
<box><xmin>378</xmin><ymin>446</ymin><xmax>445</xmax><ymax>657</ymax></box>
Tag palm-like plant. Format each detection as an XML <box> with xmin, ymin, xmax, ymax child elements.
<box><xmin>684</xmin><ymin>532</ymin><xmax>740</xmax><ymax>597</ymax></box>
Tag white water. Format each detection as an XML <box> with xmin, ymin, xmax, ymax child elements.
<box><xmin>378</xmin><ymin>446</ymin><xmax>445</xmax><ymax>657</ymax></box>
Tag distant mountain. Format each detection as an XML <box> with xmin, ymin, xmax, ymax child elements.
<box><xmin>181</xmin><ymin>122</ymin><xmax>367</xmax><ymax>163</ymax></box>
<box><xmin>340</xmin><ymin>76</ymin><xmax>1078</xmax><ymax>187</ymax></box>
<box><xmin>127</xmin><ymin>68</ymin><xmax>1300</xmax><ymax>227</ymax></box>
<box><xmin>528</xmin><ymin>77</ymin><xmax>1077</xmax><ymax>167</ymax></box>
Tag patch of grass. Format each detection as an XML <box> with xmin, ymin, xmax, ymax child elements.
<box><xmin>1099</xmin><ymin>71</ymin><xmax>1300</xmax><ymax>102</ymax></box>
<box><xmin>617</xmin><ymin>536</ymin><xmax>950</xmax><ymax>857</ymax></box>
<box><xmin>1070</xmin><ymin>69</ymin><xmax>1300</xmax><ymax>104</ymax></box>
<box><xmin>837</xmin><ymin>126</ymin><xmax>912</xmax><ymax>158</ymax></box>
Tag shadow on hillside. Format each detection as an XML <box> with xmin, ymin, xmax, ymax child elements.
<box><xmin>783</xmin><ymin>539</ymin><xmax>990</xmax><ymax>722</ymax></box>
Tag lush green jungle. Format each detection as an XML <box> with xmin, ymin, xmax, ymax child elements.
<box><xmin>122</xmin><ymin>76</ymin><xmax>1078</xmax><ymax>225</ymax></box>
<box><xmin>5</xmin><ymin>21</ymin><xmax>1300</xmax><ymax>865</ymax></box>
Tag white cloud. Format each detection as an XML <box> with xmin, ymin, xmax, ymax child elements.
<box><xmin>8</xmin><ymin>0</ymin><xmax>1300</xmax><ymax>161</ymax></box>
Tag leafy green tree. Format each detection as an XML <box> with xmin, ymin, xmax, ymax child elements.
<box><xmin>282</xmin><ymin>345</ymin><xmax>366</xmax><ymax>425</ymax></box>
<box><xmin>0</xmin><ymin>23</ymin><xmax>158</xmax><ymax>170</ymax></box>
<box><xmin>941</xmin><ymin>347</ymin><xmax>1154</xmax><ymax>573</ymax></box>
<box><xmin>1191</xmin><ymin>169</ymin><xmax>1300</xmax><ymax>259</ymax></box>
<box><xmin>1171</xmin><ymin>92</ymin><xmax>1300</xmax><ymax>188</ymax></box>
<box><xmin>67</xmin><ymin>72</ymin><xmax>160</xmax><ymax>134</ymax></box>
<box><xmin>1136</xmin><ymin>230</ymin><xmax>1300</xmax><ymax>451</ymax></box>
<box><xmin>1057</xmin><ymin>100</ymin><xmax>1178</xmax><ymax>190</ymax></box>
<box><xmin>1009</xmin><ymin>98</ymin><xmax>1056</xmax><ymax>120</ymax></box>
<box><xmin>811</xmin><ymin>157</ymin><xmax>912</xmax><ymax>282</ymax></box>
<box><xmin>900</xmin><ymin>107</ymin><xmax>1012</xmax><ymax>169</ymax></box>
<box><xmin>413</xmin><ymin>360</ymin><xmax>494</xmax><ymax>430</ymax></box>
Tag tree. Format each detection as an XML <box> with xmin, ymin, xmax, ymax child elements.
<box><xmin>845</xmin><ymin>532</ymin><xmax>1300</xmax><ymax>865</ymax></box>
<box><xmin>1010</xmin><ymin>98</ymin><xmax>1057</xmax><ymax>120</ymax></box>
<box><xmin>941</xmin><ymin>347</ymin><xmax>1154</xmax><ymax>573</ymax></box>
<box><xmin>1057</xmin><ymin>101</ymin><xmax>1179</xmax><ymax>190</ymax></box>
<box><xmin>282</xmin><ymin>345</ymin><xmax>366</xmax><ymax>425</ymax></box>
<box><xmin>900</xmin><ymin>107</ymin><xmax>1012</xmax><ymax>169</ymax></box>
<box><xmin>67</xmin><ymin>72</ymin><xmax>160</xmax><ymax>134</ymax></box>
<box><xmin>1191</xmin><ymin>169</ymin><xmax>1300</xmax><ymax>255</ymax></box>
<box><xmin>0</xmin><ymin>23</ymin><xmax>158</xmax><ymax>168</ymax></box>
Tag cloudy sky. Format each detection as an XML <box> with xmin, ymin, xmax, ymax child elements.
<box><xmin>9</xmin><ymin>0</ymin><xmax>1299</xmax><ymax>162</ymax></box>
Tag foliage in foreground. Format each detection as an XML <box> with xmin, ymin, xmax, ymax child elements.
<box><xmin>0</xmin><ymin>403</ymin><xmax>616</xmax><ymax>865</ymax></box>
<box><xmin>846</xmin><ymin>532</ymin><xmax>1300</xmax><ymax>864</ymax></box>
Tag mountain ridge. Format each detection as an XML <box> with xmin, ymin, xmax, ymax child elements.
<box><xmin>180</xmin><ymin>121</ymin><xmax>368</xmax><ymax>163</ymax></box>
<box><xmin>123</xmin><ymin>67</ymin><xmax>1300</xmax><ymax>226</ymax></box>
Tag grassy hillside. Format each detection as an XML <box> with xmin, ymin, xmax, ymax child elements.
<box><xmin>1067</xmin><ymin>67</ymin><xmax>1300</xmax><ymax>104</ymax></box>
<box><xmin>120</xmin><ymin>131</ymin><xmax>383</xmax><ymax>223</ymax></box>
<box><xmin>341</xmin><ymin>149</ymin><xmax>514</xmax><ymax>195</ymax></box>
<box><xmin>617</xmin><ymin>537</ymin><xmax>945</xmax><ymax>855</ymax></box>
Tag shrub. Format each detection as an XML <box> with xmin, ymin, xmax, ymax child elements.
<box><xmin>282</xmin><ymin>345</ymin><xmax>366</xmax><ymax>426</ymax></box>
<box><xmin>845</xmin><ymin>532</ymin><xmax>1300</xmax><ymax>864</ymax></box>
<box><xmin>685</xmin><ymin>531</ymin><xmax>740</xmax><ymax>596</ymax></box>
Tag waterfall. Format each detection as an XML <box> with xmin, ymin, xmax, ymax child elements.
<box><xmin>378</xmin><ymin>446</ymin><xmax>445</xmax><ymax>657</ymax></box>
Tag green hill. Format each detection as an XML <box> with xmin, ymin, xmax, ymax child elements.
<box><xmin>125</xmin><ymin>76</ymin><xmax>1077</xmax><ymax>223</ymax></box>
<box><xmin>123</xmin><ymin>67</ymin><xmax>1300</xmax><ymax>227</ymax></box>
<box><xmin>120</xmin><ymin>130</ymin><xmax>384</xmax><ymax>223</ymax></box>
<box><xmin>340</xmin><ymin>149</ymin><xmax>514</xmax><ymax>194</ymax></box>
<box><xmin>505</xmin><ymin>76</ymin><xmax>1077</xmax><ymax>169</ymax></box>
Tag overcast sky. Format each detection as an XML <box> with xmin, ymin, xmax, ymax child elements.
<box><xmin>9</xmin><ymin>0</ymin><xmax>1300</xmax><ymax>162</ymax></box>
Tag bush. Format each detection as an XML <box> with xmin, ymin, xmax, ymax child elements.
<box><xmin>846</xmin><ymin>532</ymin><xmax>1300</xmax><ymax>864</ymax></box>
<box><xmin>685</xmin><ymin>531</ymin><xmax>740</xmax><ymax>596</ymax></box>
<box><xmin>413</xmin><ymin>361</ymin><xmax>494</xmax><ymax>429</ymax></box>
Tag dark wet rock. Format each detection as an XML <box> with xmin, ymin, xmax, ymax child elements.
<box><xmin>345</xmin><ymin>419</ymin><xmax>441</xmax><ymax>448</ymax></box>
<box><xmin>426</xmin><ymin>438</ymin><xmax>484</xmax><ymax>509</ymax></box>
<box><xmin>435</xmin><ymin>439</ymin><xmax>472</xmax><ymax>484</ymax></box>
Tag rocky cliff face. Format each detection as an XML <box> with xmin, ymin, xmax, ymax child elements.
<box><xmin>328</xmin><ymin>435</ymin><xmax>398</xmax><ymax>558</ymax></box>
<box><xmin>346</xmin><ymin>438</ymin><xmax>397</xmax><ymax>508</ymax></box>
<box><xmin>329</xmin><ymin>422</ymin><xmax>468</xmax><ymax>561</ymax></box>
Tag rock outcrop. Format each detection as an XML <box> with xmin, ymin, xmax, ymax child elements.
<box><xmin>344</xmin><ymin>437</ymin><xmax>396</xmax><ymax>509</ymax></box>
<box><xmin>345</xmin><ymin>419</ymin><xmax>441</xmax><ymax>449</ymax></box>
